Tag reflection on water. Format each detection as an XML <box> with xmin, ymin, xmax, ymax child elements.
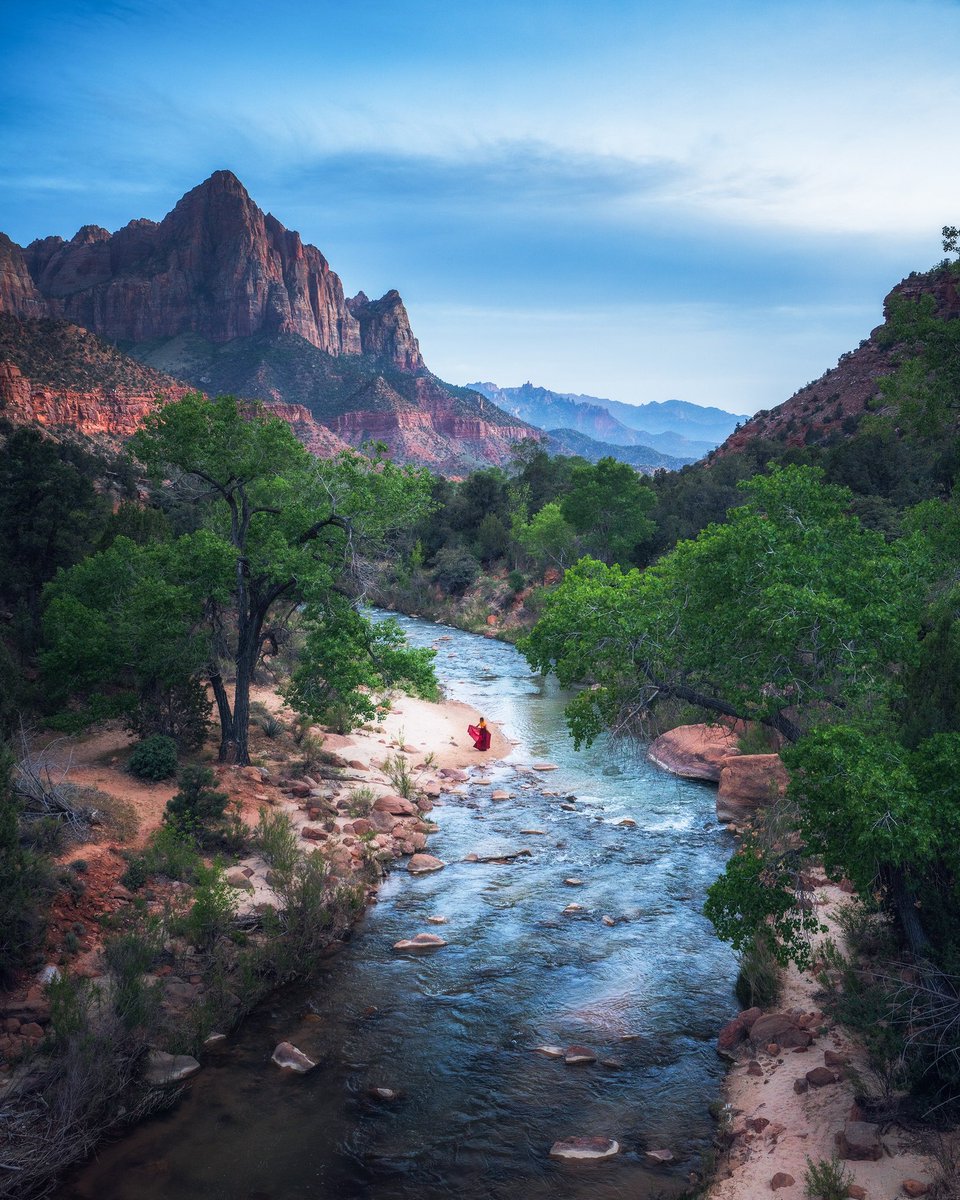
<box><xmin>57</xmin><ymin>612</ymin><xmax>738</xmax><ymax>1200</ymax></box>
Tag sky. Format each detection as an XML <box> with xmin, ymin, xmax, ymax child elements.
<box><xmin>2</xmin><ymin>0</ymin><xmax>959</xmax><ymax>415</ymax></box>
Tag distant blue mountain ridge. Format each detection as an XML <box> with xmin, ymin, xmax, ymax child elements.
<box><xmin>467</xmin><ymin>381</ymin><xmax>746</xmax><ymax>462</ymax></box>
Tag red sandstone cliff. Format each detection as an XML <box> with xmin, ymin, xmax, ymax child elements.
<box><xmin>0</xmin><ymin>173</ymin><xmax>538</xmax><ymax>473</ymax></box>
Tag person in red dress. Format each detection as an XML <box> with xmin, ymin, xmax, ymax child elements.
<box><xmin>467</xmin><ymin>718</ymin><xmax>491</xmax><ymax>751</ymax></box>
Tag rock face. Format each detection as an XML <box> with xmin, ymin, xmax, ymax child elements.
<box><xmin>10</xmin><ymin>172</ymin><xmax>360</xmax><ymax>352</ymax></box>
<box><xmin>716</xmin><ymin>754</ymin><xmax>790</xmax><ymax>823</ymax></box>
<box><xmin>647</xmin><ymin>724</ymin><xmax>740</xmax><ymax>782</ymax></box>
<box><xmin>0</xmin><ymin>173</ymin><xmax>537</xmax><ymax>474</ymax></box>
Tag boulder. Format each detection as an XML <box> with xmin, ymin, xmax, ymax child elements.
<box><xmin>647</xmin><ymin>723</ymin><xmax>740</xmax><ymax>781</ymax></box>
<box><xmin>644</xmin><ymin>1149</ymin><xmax>674</xmax><ymax>1164</ymax></box>
<box><xmin>902</xmin><ymin>1182</ymin><xmax>930</xmax><ymax>1197</ymax></box>
<box><xmin>225</xmin><ymin>869</ymin><xmax>254</xmax><ymax>890</ymax></box>
<box><xmin>408</xmin><ymin>854</ymin><xmax>445</xmax><ymax>875</ymax></box>
<box><xmin>805</xmin><ymin>1066</ymin><xmax>838</xmax><ymax>1088</ymax></box>
<box><xmin>716</xmin><ymin>754</ymin><xmax>789</xmax><ymax>823</ymax></box>
<box><xmin>373</xmin><ymin>794</ymin><xmax>418</xmax><ymax>817</ymax></box>
<box><xmin>145</xmin><ymin>1050</ymin><xmax>201</xmax><ymax>1086</ymax></box>
<box><xmin>393</xmin><ymin>933</ymin><xmax>447</xmax><ymax>951</ymax></box>
<box><xmin>770</xmin><ymin>1173</ymin><xmax>795</xmax><ymax>1190</ymax></box>
<box><xmin>549</xmin><ymin>1136</ymin><xmax>619</xmax><ymax>1161</ymax></box>
<box><xmin>490</xmin><ymin>790</ymin><xmax>512</xmax><ymax>801</ymax></box>
<box><xmin>838</xmin><ymin>1120</ymin><xmax>883</xmax><ymax>1161</ymax></box>
<box><xmin>533</xmin><ymin>1045</ymin><xmax>566</xmax><ymax>1059</ymax></box>
<box><xmin>271</xmin><ymin>1042</ymin><xmax>316</xmax><ymax>1073</ymax></box>
<box><xmin>564</xmin><ymin>1045</ymin><xmax>597</xmax><ymax>1064</ymax></box>
<box><xmin>749</xmin><ymin>1013</ymin><xmax>812</xmax><ymax>1049</ymax></box>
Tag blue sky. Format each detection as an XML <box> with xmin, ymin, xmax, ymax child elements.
<box><xmin>2</xmin><ymin>0</ymin><xmax>959</xmax><ymax>414</ymax></box>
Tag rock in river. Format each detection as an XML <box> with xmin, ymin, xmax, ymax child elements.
<box><xmin>144</xmin><ymin>1050</ymin><xmax>201</xmax><ymax>1086</ymax></box>
<box><xmin>271</xmin><ymin>1042</ymin><xmax>317</xmax><ymax>1072</ymax></box>
<box><xmin>394</xmin><ymin>932</ymin><xmax>448</xmax><ymax>951</ymax></box>
<box><xmin>549</xmin><ymin>1136</ymin><xmax>619</xmax><ymax>1161</ymax></box>
<box><xmin>408</xmin><ymin>854</ymin><xmax>446</xmax><ymax>874</ymax></box>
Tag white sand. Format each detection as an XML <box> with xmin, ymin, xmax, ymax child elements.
<box><xmin>709</xmin><ymin>884</ymin><xmax>937</xmax><ymax>1200</ymax></box>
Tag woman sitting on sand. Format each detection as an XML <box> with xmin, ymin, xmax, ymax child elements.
<box><xmin>468</xmin><ymin>718</ymin><xmax>491</xmax><ymax>751</ymax></box>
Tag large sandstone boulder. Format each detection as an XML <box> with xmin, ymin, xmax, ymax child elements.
<box><xmin>144</xmin><ymin>1050</ymin><xmax>201</xmax><ymax>1086</ymax></box>
<box><xmin>647</xmin><ymin>724</ymin><xmax>740</xmax><ymax>781</ymax></box>
<box><xmin>716</xmin><ymin>754</ymin><xmax>789</xmax><ymax>823</ymax></box>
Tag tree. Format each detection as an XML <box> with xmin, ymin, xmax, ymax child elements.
<box><xmin>48</xmin><ymin>393</ymin><xmax>436</xmax><ymax>764</ymax></box>
<box><xmin>560</xmin><ymin>457</ymin><xmax>655</xmax><ymax>565</ymax></box>
<box><xmin>522</xmin><ymin>466</ymin><xmax>928</xmax><ymax>748</ymax></box>
<box><xmin>516</xmin><ymin>501</ymin><xmax>578</xmax><ymax>572</ymax></box>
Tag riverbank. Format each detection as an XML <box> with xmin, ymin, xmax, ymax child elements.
<box><xmin>644</xmin><ymin>725</ymin><xmax>942</xmax><ymax>1199</ymax></box>
<box><xmin>707</xmin><ymin>882</ymin><xmax>939</xmax><ymax>1200</ymax></box>
<box><xmin>0</xmin><ymin>686</ymin><xmax>510</xmax><ymax>1198</ymax></box>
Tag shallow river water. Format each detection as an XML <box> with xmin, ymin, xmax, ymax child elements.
<box><xmin>58</xmin><ymin>612</ymin><xmax>738</xmax><ymax>1200</ymax></box>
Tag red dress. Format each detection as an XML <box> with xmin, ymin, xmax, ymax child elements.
<box><xmin>468</xmin><ymin>724</ymin><xmax>491</xmax><ymax>751</ymax></box>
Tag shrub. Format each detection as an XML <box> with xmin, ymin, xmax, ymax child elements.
<box><xmin>735</xmin><ymin>934</ymin><xmax>781</xmax><ymax>1009</ymax></box>
<box><xmin>737</xmin><ymin>723</ymin><xmax>780</xmax><ymax>755</ymax></box>
<box><xmin>128</xmin><ymin>678</ymin><xmax>211</xmax><ymax>751</ymax></box>
<box><xmin>121</xmin><ymin>823</ymin><xmax>201</xmax><ymax>889</ymax></box>
<box><xmin>127</xmin><ymin>734</ymin><xmax>178</xmax><ymax>781</ymax></box>
<box><xmin>432</xmin><ymin>546</ymin><xmax>479</xmax><ymax>596</ymax></box>
<box><xmin>182</xmin><ymin>861</ymin><xmax>237</xmax><ymax>951</ymax></box>
<box><xmin>254</xmin><ymin>809</ymin><xmax>300</xmax><ymax>884</ymax></box>
<box><xmin>507</xmin><ymin>568</ymin><xmax>525</xmax><ymax>594</ymax></box>
<box><xmin>804</xmin><ymin>1154</ymin><xmax>853</xmax><ymax>1200</ymax></box>
<box><xmin>163</xmin><ymin>765</ymin><xmax>229</xmax><ymax>843</ymax></box>
<box><xmin>0</xmin><ymin>749</ymin><xmax>53</xmax><ymax>986</ymax></box>
<box><xmin>346</xmin><ymin>786</ymin><xmax>377</xmax><ymax>817</ymax></box>
<box><xmin>254</xmin><ymin>712</ymin><xmax>285</xmax><ymax>739</ymax></box>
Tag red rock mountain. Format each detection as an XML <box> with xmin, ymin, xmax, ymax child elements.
<box><xmin>716</xmin><ymin>267</ymin><xmax>960</xmax><ymax>457</ymax></box>
<box><xmin>0</xmin><ymin>315</ymin><xmax>350</xmax><ymax>457</ymax></box>
<box><xmin>0</xmin><ymin>171</ymin><xmax>534</xmax><ymax>473</ymax></box>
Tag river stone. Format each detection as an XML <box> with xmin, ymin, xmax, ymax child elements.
<box><xmin>426</xmin><ymin>915</ymin><xmax>448</xmax><ymax>924</ymax></box>
<box><xmin>549</xmin><ymin>1136</ymin><xmax>619</xmax><ymax>1161</ymax></box>
<box><xmin>532</xmin><ymin>762</ymin><xmax>558</xmax><ymax>771</ymax></box>
<box><xmin>368</xmin><ymin>1086</ymin><xmax>400</xmax><ymax>1102</ymax></box>
<box><xmin>520</xmin><ymin>829</ymin><xmax>547</xmax><ymax>835</ymax></box>
<box><xmin>562</xmin><ymin>904</ymin><xmax>584</xmax><ymax>914</ymax></box>
<box><xmin>615</xmin><ymin>817</ymin><xmax>637</xmax><ymax>827</ymax></box>
<box><xmin>393</xmin><ymin>933</ymin><xmax>447</xmax><ymax>951</ymax></box>
<box><xmin>490</xmin><ymin>790</ymin><xmax>512</xmax><ymax>801</ymax></box>
<box><xmin>564</xmin><ymin>878</ymin><xmax>584</xmax><ymax>886</ymax></box>
<box><xmin>533</xmin><ymin>1045</ymin><xmax>566</xmax><ymax>1058</ymax></box>
<box><xmin>602</xmin><ymin>915</ymin><xmax>616</xmax><ymax>927</ymax></box>
<box><xmin>644</xmin><ymin>1148</ymin><xmax>675</xmax><ymax>1164</ymax></box>
<box><xmin>408</xmin><ymin>854</ymin><xmax>446</xmax><ymax>874</ymax></box>
<box><xmin>271</xmin><ymin>1042</ymin><xmax>317</xmax><ymax>1073</ymax></box>
<box><xmin>564</xmin><ymin>1045</ymin><xmax>597</xmax><ymax>1064</ymax></box>
<box><xmin>145</xmin><ymin>1050</ymin><xmax>201</xmax><ymax>1086</ymax></box>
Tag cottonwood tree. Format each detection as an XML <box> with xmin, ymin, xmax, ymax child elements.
<box><xmin>46</xmin><ymin>393</ymin><xmax>437</xmax><ymax>764</ymax></box>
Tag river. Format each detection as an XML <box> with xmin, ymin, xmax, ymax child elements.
<box><xmin>57</xmin><ymin>612</ymin><xmax>738</xmax><ymax>1200</ymax></box>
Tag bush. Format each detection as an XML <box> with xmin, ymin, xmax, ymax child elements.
<box><xmin>507</xmin><ymin>568</ymin><xmax>525</xmax><ymax>594</ymax></box>
<box><xmin>182</xmin><ymin>861</ymin><xmax>237</xmax><ymax>951</ymax></box>
<box><xmin>804</xmin><ymin>1154</ymin><xmax>853</xmax><ymax>1200</ymax></box>
<box><xmin>735</xmin><ymin>935</ymin><xmax>781</xmax><ymax>1009</ymax></box>
<box><xmin>128</xmin><ymin>679</ymin><xmax>211</xmax><ymax>751</ymax></box>
<box><xmin>121</xmin><ymin>823</ymin><xmax>200</xmax><ymax>889</ymax></box>
<box><xmin>127</xmin><ymin>734</ymin><xmax>178</xmax><ymax>781</ymax></box>
<box><xmin>0</xmin><ymin>749</ymin><xmax>53</xmax><ymax>986</ymax></box>
<box><xmin>163</xmin><ymin>765</ymin><xmax>228</xmax><ymax>840</ymax></box>
<box><xmin>254</xmin><ymin>809</ymin><xmax>300</xmax><ymax>884</ymax></box>
<box><xmin>432</xmin><ymin>546</ymin><xmax>479</xmax><ymax>596</ymax></box>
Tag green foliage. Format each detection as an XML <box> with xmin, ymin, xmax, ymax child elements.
<box><xmin>163</xmin><ymin>765</ymin><xmax>233</xmax><ymax>848</ymax></box>
<box><xmin>183</xmin><ymin>861</ymin><xmax>238</xmax><ymax>951</ymax></box>
<box><xmin>254</xmin><ymin>809</ymin><xmax>301</xmax><ymax>884</ymax></box>
<box><xmin>127</xmin><ymin>734</ymin><xmax>178</xmax><ymax>781</ymax></box>
<box><xmin>704</xmin><ymin>837</ymin><xmax>823</xmax><ymax>970</ymax></box>
<box><xmin>103</xmin><ymin>918</ymin><xmax>164</xmax><ymax>1029</ymax></box>
<box><xmin>803</xmin><ymin>1155</ymin><xmax>853</xmax><ymax>1200</ymax></box>
<box><xmin>285</xmin><ymin>605</ymin><xmax>437</xmax><ymax>732</ymax></box>
<box><xmin>523</xmin><ymin>466</ymin><xmax>925</xmax><ymax>748</ymax></box>
<box><xmin>432</xmin><ymin>545</ymin><xmax>480</xmax><ymax>595</ymax></box>
<box><xmin>515</xmin><ymin>501</ymin><xmax>578</xmax><ymax>572</ymax></box>
<box><xmin>560</xmin><ymin>456</ymin><xmax>655</xmax><ymax>565</ymax></box>
<box><xmin>734</xmin><ymin>935</ymin><xmax>782</xmax><ymax>1009</ymax></box>
<box><xmin>120</xmin><ymin>824</ymin><xmax>201</xmax><ymax>889</ymax></box>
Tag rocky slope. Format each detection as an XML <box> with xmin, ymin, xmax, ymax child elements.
<box><xmin>0</xmin><ymin>172</ymin><xmax>535</xmax><ymax>474</ymax></box>
<box><xmin>716</xmin><ymin>266</ymin><xmax>960</xmax><ymax>458</ymax></box>
<box><xmin>0</xmin><ymin>315</ymin><xmax>350</xmax><ymax>455</ymax></box>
